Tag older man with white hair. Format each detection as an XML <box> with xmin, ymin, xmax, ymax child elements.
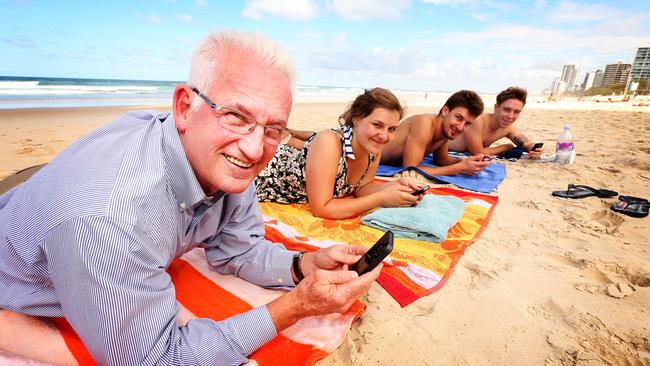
<box><xmin>0</xmin><ymin>31</ymin><xmax>380</xmax><ymax>365</ymax></box>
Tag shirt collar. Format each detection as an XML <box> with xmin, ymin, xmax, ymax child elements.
<box><xmin>160</xmin><ymin>113</ymin><xmax>208</xmax><ymax>210</ymax></box>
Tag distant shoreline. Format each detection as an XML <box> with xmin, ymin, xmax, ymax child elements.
<box><xmin>1</xmin><ymin>97</ymin><xmax>649</xmax><ymax>113</ymax></box>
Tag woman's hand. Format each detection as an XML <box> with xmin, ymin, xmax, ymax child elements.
<box><xmin>376</xmin><ymin>181</ymin><xmax>419</xmax><ymax>207</ymax></box>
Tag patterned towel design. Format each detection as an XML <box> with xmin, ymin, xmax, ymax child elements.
<box><xmin>261</xmin><ymin>186</ymin><xmax>497</xmax><ymax>307</ymax></box>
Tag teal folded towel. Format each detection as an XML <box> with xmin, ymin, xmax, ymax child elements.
<box><xmin>361</xmin><ymin>195</ymin><xmax>465</xmax><ymax>243</ymax></box>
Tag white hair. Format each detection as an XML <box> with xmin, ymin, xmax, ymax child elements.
<box><xmin>188</xmin><ymin>30</ymin><xmax>295</xmax><ymax>110</ymax></box>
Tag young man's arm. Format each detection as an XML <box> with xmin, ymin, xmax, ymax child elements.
<box><xmin>428</xmin><ymin>141</ymin><xmax>490</xmax><ymax>176</ymax></box>
<box><xmin>482</xmin><ymin>144</ymin><xmax>515</xmax><ymax>156</ymax></box>
<box><xmin>404</xmin><ymin>138</ymin><xmax>487</xmax><ymax>176</ymax></box>
<box><xmin>285</xmin><ymin>128</ymin><xmax>315</xmax><ymax>149</ymax></box>
<box><xmin>401</xmin><ymin>117</ymin><xmax>433</xmax><ymax>169</ymax></box>
<box><xmin>507</xmin><ymin>125</ymin><xmax>544</xmax><ymax>158</ymax></box>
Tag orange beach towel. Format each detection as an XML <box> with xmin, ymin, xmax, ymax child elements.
<box><xmin>261</xmin><ymin>186</ymin><xmax>498</xmax><ymax>307</ymax></box>
<box><xmin>0</xmin><ymin>249</ymin><xmax>365</xmax><ymax>365</ymax></box>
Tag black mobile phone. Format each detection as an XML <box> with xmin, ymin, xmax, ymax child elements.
<box><xmin>531</xmin><ymin>142</ymin><xmax>544</xmax><ymax>150</ymax></box>
<box><xmin>350</xmin><ymin>231</ymin><xmax>394</xmax><ymax>275</ymax></box>
<box><xmin>411</xmin><ymin>185</ymin><xmax>430</xmax><ymax>196</ymax></box>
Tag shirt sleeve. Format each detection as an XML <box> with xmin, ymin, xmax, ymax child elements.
<box><xmin>204</xmin><ymin>191</ymin><xmax>297</xmax><ymax>288</ymax></box>
<box><xmin>44</xmin><ymin>215</ymin><xmax>277</xmax><ymax>366</ymax></box>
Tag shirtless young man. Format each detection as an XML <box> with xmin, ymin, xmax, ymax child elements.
<box><xmin>447</xmin><ymin>86</ymin><xmax>544</xmax><ymax>159</ymax></box>
<box><xmin>380</xmin><ymin>90</ymin><xmax>491</xmax><ymax>176</ymax></box>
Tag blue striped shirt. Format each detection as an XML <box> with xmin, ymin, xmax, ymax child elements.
<box><xmin>0</xmin><ymin>110</ymin><xmax>297</xmax><ymax>365</ymax></box>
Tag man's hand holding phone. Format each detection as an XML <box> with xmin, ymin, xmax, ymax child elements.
<box><xmin>270</xmin><ymin>243</ymin><xmax>383</xmax><ymax>331</ymax></box>
<box><xmin>457</xmin><ymin>155</ymin><xmax>491</xmax><ymax>175</ymax></box>
<box><xmin>351</xmin><ymin>231</ymin><xmax>394</xmax><ymax>275</ymax></box>
<box><xmin>528</xmin><ymin>142</ymin><xmax>544</xmax><ymax>159</ymax></box>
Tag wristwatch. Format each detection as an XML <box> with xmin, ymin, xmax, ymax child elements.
<box><xmin>291</xmin><ymin>252</ymin><xmax>305</xmax><ymax>283</ymax></box>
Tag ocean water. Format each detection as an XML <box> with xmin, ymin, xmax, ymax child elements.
<box><xmin>0</xmin><ymin>76</ymin><xmax>446</xmax><ymax>109</ymax></box>
<box><xmin>0</xmin><ymin>76</ymin><xmax>178</xmax><ymax>109</ymax></box>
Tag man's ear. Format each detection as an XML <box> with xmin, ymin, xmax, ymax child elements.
<box><xmin>173</xmin><ymin>84</ymin><xmax>193</xmax><ymax>133</ymax></box>
<box><xmin>440</xmin><ymin>106</ymin><xmax>449</xmax><ymax>116</ymax></box>
<box><xmin>494</xmin><ymin>103</ymin><xmax>498</xmax><ymax>113</ymax></box>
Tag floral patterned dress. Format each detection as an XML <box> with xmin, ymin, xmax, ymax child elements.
<box><xmin>255</xmin><ymin>127</ymin><xmax>375</xmax><ymax>204</ymax></box>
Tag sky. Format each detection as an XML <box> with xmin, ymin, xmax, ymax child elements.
<box><xmin>1</xmin><ymin>0</ymin><xmax>649</xmax><ymax>94</ymax></box>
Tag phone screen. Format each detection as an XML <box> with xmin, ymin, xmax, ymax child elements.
<box><xmin>351</xmin><ymin>231</ymin><xmax>394</xmax><ymax>275</ymax></box>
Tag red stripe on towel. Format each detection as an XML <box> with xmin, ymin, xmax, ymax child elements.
<box><xmin>168</xmin><ymin>258</ymin><xmax>252</xmax><ymax>319</ymax></box>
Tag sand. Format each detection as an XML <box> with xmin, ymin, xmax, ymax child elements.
<box><xmin>1</xmin><ymin>101</ymin><xmax>649</xmax><ymax>365</ymax></box>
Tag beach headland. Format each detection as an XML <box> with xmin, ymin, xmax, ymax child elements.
<box><xmin>0</xmin><ymin>101</ymin><xmax>649</xmax><ymax>365</ymax></box>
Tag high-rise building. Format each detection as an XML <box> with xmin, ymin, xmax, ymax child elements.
<box><xmin>593</xmin><ymin>70</ymin><xmax>604</xmax><ymax>88</ymax></box>
<box><xmin>560</xmin><ymin>64</ymin><xmax>578</xmax><ymax>91</ymax></box>
<box><xmin>581</xmin><ymin>71</ymin><xmax>596</xmax><ymax>91</ymax></box>
<box><xmin>551</xmin><ymin>78</ymin><xmax>567</xmax><ymax>96</ymax></box>
<box><xmin>631</xmin><ymin>46</ymin><xmax>650</xmax><ymax>82</ymax></box>
<box><xmin>602</xmin><ymin>61</ymin><xmax>632</xmax><ymax>87</ymax></box>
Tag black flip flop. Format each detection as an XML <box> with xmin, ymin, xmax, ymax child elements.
<box><xmin>619</xmin><ymin>195</ymin><xmax>648</xmax><ymax>204</ymax></box>
<box><xmin>610</xmin><ymin>200</ymin><xmax>649</xmax><ymax>218</ymax></box>
<box><xmin>552</xmin><ymin>184</ymin><xmax>618</xmax><ymax>199</ymax></box>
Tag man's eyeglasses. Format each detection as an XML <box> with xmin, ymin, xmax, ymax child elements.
<box><xmin>190</xmin><ymin>87</ymin><xmax>292</xmax><ymax>145</ymax></box>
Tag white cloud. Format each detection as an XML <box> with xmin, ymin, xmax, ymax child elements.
<box><xmin>242</xmin><ymin>0</ymin><xmax>318</xmax><ymax>21</ymax></box>
<box><xmin>548</xmin><ymin>1</ymin><xmax>621</xmax><ymax>23</ymax></box>
<box><xmin>470</xmin><ymin>13</ymin><xmax>489</xmax><ymax>21</ymax></box>
<box><xmin>195</xmin><ymin>0</ymin><xmax>208</xmax><ymax>8</ymax></box>
<box><xmin>1</xmin><ymin>37</ymin><xmax>38</xmax><ymax>49</ymax></box>
<box><xmin>297</xmin><ymin>41</ymin><xmax>423</xmax><ymax>76</ymax></box>
<box><xmin>287</xmin><ymin>8</ymin><xmax>648</xmax><ymax>94</ymax></box>
<box><xmin>420</xmin><ymin>0</ymin><xmax>511</xmax><ymax>11</ymax></box>
<box><xmin>177</xmin><ymin>37</ymin><xmax>195</xmax><ymax>46</ymax></box>
<box><xmin>144</xmin><ymin>15</ymin><xmax>162</xmax><ymax>24</ymax></box>
<box><xmin>430</xmin><ymin>24</ymin><xmax>647</xmax><ymax>55</ymax></box>
<box><xmin>298</xmin><ymin>31</ymin><xmax>323</xmax><ymax>39</ymax></box>
<box><xmin>332</xmin><ymin>32</ymin><xmax>347</xmax><ymax>46</ymax></box>
<box><xmin>176</xmin><ymin>14</ymin><xmax>194</xmax><ymax>23</ymax></box>
<box><xmin>232</xmin><ymin>0</ymin><xmax>649</xmax><ymax>92</ymax></box>
<box><xmin>329</xmin><ymin>0</ymin><xmax>411</xmax><ymax>21</ymax></box>
<box><xmin>420</xmin><ymin>0</ymin><xmax>473</xmax><ymax>4</ymax></box>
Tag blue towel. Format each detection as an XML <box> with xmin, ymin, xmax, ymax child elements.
<box><xmin>361</xmin><ymin>195</ymin><xmax>465</xmax><ymax>243</ymax></box>
<box><xmin>376</xmin><ymin>154</ymin><xmax>506</xmax><ymax>193</ymax></box>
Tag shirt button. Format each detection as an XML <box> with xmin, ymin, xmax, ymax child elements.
<box><xmin>277</xmin><ymin>278</ymin><xmax>284</xmax><ymax>284</ymax></box>
<box><xmin>180</xmin><ymin>202</ymin><xmax>186</xmax><ymax>209</ymax></box>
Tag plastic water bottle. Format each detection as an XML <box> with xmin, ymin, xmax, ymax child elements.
<box><xmin>555</xmin><ymin>125</ymin><xmax>575</xmax><ymax>164</ymax></box>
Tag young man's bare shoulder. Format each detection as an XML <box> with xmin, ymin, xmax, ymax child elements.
<box><xmin>403</xmin><ymin>113</ymin><xmax>435</xmax><ymax>131</ymax></box>
<box><xmin>404</xmin><ymin>113</ymin><xmax>434</xmax><ymax>122</ymax></box>
<box><xmin>477</xmin><ymin>113</ymin><xmax>494</xmax><ymax>130</ymax></box>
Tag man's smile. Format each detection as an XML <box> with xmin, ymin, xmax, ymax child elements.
<box><xmin>224</xmin><ymin>154</ymin><xmax>253</xmax><ymax>168</ymax></box>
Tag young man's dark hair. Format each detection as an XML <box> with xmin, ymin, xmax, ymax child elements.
<box><xmin>496</xmin><ymin>86</ymin><xmax>527</xmax><ymax>106</ymax></box>
<box><xmin>439</xmin><ymin>90</ymin><xmax>484</xmax><ymax>118</ymax></box>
